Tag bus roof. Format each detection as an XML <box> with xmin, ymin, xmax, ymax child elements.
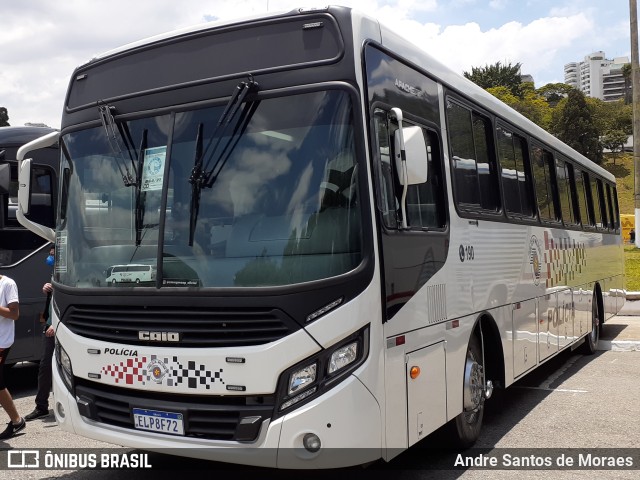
<box><xmin>77</xmin><ymin>5</ymin><xmax>613</xmax><ymax>182</ymax></box>
<box><xmin>0</xmin><ymin>126</ymin><xmax>58</xmax><ymax>148</ymax></box>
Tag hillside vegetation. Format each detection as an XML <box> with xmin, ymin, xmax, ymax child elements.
<box><xmin>602</xmin><ymin>152</ymin><xmax>639</xmax><ymax>289</ymax></box>
<box><xmin>602</xmin><ymin>152</ymin><xmax>634</xmax><ymax>214</ymax></box>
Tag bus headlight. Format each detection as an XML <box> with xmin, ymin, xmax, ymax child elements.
<box><xmin>275</xmin><ymin>325</ymin><xmax>369</xmax><ymax>415</ymax></box>
<box><xmin>55</xmin><ymin>340</ymin><xmax>74</xmax><ymax>392</ymax></box>
<box><xmin>328</xmin><ymin>341</ymin><xmax>358</xmax><ymax>374</ymax></box>
<box><xmin>288</xmin><ymin>363</ymin><xmax>317</xmax><ymax>395</ymax></box>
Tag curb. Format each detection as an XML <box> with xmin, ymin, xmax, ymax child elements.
<box><xmin>626</xmin><ymin>292</ymin><xmax>640</xmax><ymax>301</ymax></box>
<box><xmin>597</xmin><ymin>339</ymin><xmax>640</xmax><ymax>351</ymax></box>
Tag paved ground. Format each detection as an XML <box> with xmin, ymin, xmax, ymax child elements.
<box><xmin>600</xmin><ymin>300</ymin><xmax>640</xmax><ymax>351</ymax></box>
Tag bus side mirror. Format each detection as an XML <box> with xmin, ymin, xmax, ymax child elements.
<box><xmin>18</xmin><ymin>159</ymin><xmax>32</xmax><ymax>215</ymax></box>
<box><xmin>393</xmin><ymin>126</ymin><xmax>429</xmax><ymax>186</ymax></box>
<box><xmin>0</xmin><ymin>164</ymin><xmax>9</xmax><ymax>195</ymax></box>
<box><xmin>390</xmin><ymin>106</ymin><xmax>429</xmax><ymax>229</ymax></box>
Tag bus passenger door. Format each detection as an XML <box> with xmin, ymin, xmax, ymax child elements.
<box><xmin>406</xmin><ymin>342</ymin><xmax>447</xmax><ymax>445</ymax></box>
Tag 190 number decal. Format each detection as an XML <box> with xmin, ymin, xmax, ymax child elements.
<box><xmin>459</xmin><ymin>244</ymin><xmax>474</xmax><ymax>262</ymax></box>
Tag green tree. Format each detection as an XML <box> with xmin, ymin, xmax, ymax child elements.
<box><xmin>551</xmin><ymin>89</ymin><xmax>602</xmax><ymax>164</ymax></box>
<box><xmin>536</xmin><ymin>83</ymin><xmax>574</xmax><ymax>108</ymax></box>
<box><xmin>487</xmin><ymin>83</ymin><xmax>551</xmax><ymax>130</ymax></box>
<box><xmin>588</xmin><ymin>98</ymin><xmax>632</xmax><ymax>135</ymax></box>
<box><xmin>463</xmin><ymin>61</ymin><xmax>523</xmax><ymax>97</ymax></box>
<box><xmin>600</xmin><ymin>130</ymin><xmax>628</xmax><ymax>163</ymax></box>
<box><xmin>0</xmin><ymin>107</ymin><xmax>9</xmax><ymax>127</ymax></box>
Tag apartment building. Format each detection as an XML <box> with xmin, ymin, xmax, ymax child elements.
<box><xmin>564</xmin><ymin>51</ymin><xmax>630</xmax><ymax>101</ymax></box>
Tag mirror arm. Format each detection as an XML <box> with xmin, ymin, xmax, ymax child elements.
<box><xmin>16</xmin><ymin>131</ymin><xmax>59</xmax><ymax>243</ymax></box>
<box><xmin>391</xmin><ymin>108</ymin><xmax>409</xmax><ymax>229</ymax></box>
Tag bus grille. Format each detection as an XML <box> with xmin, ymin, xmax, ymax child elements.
<box><xmin>75</xmin><ymin>380</ymin><xmax>274</xmax><ymax>442</ymax></box>
<box><xmin>63</xmin><ymin>305</ymin><xmax>299</xmax><ymax>347</ymax></box>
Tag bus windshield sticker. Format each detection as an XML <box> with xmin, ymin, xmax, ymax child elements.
<box><xmin>141</xmin><ymin>146</ymin><xmax>167</xmax><ymax>192</ymax></box>
<box><xmin>55</xmin><ymin>233</ymin><xmax>68</xmax><ymax>273</ymax></box>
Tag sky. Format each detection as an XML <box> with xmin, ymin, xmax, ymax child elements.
<box><xmin>1</xmin><ymin>0</ymin><xmax>634</xmax><ymax>129</ymax></box>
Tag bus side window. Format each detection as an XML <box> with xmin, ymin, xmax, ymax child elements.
<box><xmin>556</xmin><ymin>157</ymin><xmax>577</xmax><ymax>226</ymax></box>
<box><xmin>402</xmin><ymin>128</ymin><xmax>446</xmax><ymax>229</ymax></box>
<box><xmin>594</xmin><ymin>178</ymin><xmax>607</xmax><ymax>230</ymax></box>
<box><xmin>29</xmin><ymin>165</ymin><xmax>55</xmax><ymax>228</ymax></box>
<box><xmin>605</xmin><ymin>183</ymin><xmax>616</xmax><ymax>230</ymax></box>
<box><xmin>497</xmin><ymin>125</ymin><xmax>534</xmax><ymax>218</ymax></box>
<box><xmin>531</xmin><ymin>145</ymin><xmax>560</xmax><ymax>222</ymax></box>
<box><xmin>612</xmin><ymin>185</ymin><xmax>621</xmax><ymax>231</ymax></box>
<box><xmin>574</xmin><ymin>168</ymin><xmax>591</xmax><ymax>227</ymax></box>
<box><xmin>373</xmin><ymin>110</ymin><xmax>446</xmax><ymax>230</ymax></box>
<box><xmin>373</xmin><ymin>110</ymin><xmax>398</xmax><ymax>228</ymax></box>
<box><xmin>446</xmin><ymin>100</ymin><xmax>500</xmax><ymax>212</ymax></box>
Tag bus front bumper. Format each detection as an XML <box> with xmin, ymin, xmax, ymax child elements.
<box><xmin>52</xmin><ymin>366</ymin><xmax>382</xmax><ymax>468</ymax></box>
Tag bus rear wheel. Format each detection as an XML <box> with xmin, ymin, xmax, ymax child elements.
<box><xmin>448</xmin><ymin>333</ymin><xmax>485</xmax><ymax>448</ymax></box>
<box><xmin>582</xmin><ymin>291</ymin><xmax>601</xmax><ymax>355</ymax></box>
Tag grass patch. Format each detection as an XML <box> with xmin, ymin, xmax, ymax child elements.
<box><xmin>625</xmin><ymin>245</ymin><xmax>640</xmax><ymax>291</ymax></box>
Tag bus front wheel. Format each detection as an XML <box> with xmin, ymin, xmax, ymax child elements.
<box><xmin>449</xmin><ymin>334</ymin><xmax>485</xmax><ymax>448</ymax></box>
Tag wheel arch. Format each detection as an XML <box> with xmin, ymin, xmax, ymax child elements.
<box><xmin>593</xmin><ymin>282</ymin><xmax>604</xmax><ymax>327</ymax></box>
<box><xmin>473</xmin><ymin>313</ymin><xmax>505</xmax><ymax>389</ymax></box>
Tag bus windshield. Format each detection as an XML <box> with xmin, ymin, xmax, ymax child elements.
<box><xmin>57</xmin><ymin>89</ymin><xmax>362</xmax><ymax>288</ymax></box>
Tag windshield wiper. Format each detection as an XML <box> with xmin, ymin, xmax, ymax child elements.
<box><xmin>98</xmin><ymin>103</ymin><xmax>138</xmax><ymax>187</ymax></box>
<box><xmin>188</xmin><ymin>78</ymin><xmax>260</xmax><ymax>246</ymax></box>
<box><xmin>134</xmin><ymin>130</ymin><xmax>148</xmax><ymax>246</ymax></box>
<box><xmin>188</xmin><ymin>124</ymin><xmax>205</xmax><ymax>247</ymax></box>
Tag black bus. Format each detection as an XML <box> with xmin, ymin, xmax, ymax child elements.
<box><xmin>0</xmin><ymin>126</ymin><xmax>58</xmax><ymax>364</ymax></box>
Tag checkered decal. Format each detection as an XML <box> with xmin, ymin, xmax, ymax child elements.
<box><xmin>543</xmin><ymin>231</ymin><xmax>586</xmax><ymax>288</ymax></box>
<box><xmin>101</xmin><ymin>355</ymin><xmax>224</xmax><ymax>390</ymax></box>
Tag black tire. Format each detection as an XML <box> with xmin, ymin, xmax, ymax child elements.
<box><xmin>448</xmin><ymin>333</ymin><xmax>485</xmax><ymax>448</ymax></box>
<box><xmin>582</xmin><ymin>291</ymin><xmax>601</xmax><ymax>355</ymax></box>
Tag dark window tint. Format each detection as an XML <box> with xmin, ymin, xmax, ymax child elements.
<box><xmin>497</xmin><ymin>125</ymin><xmax>534</xmax><ymax>217</ymax></box>
<box><xmin>531</xmin><ymin>145</ymin><xmax>559</xmax><ymax>221</ymax></box>
<box><xmin>605</xmin><ymin>183</ymin><xmax>615</xmax><ymax>230</ymax></box>
<box><xmin>574</xmin><ymin>169</ymin><xmax>590</xmax><ymax>226</ymax></box>
<box><xmin>556</xmin><ymin>158</ymin><xmax>577</xmax><ymax>225</ymax></box>
<box><xmin>446</xmin><ymin>100</ymin><xmax>499</xmax><ymax>211</ymax></box>
<box><xmin>612</xmin><ymin>185</ymin><xmax>621</xmax><ymax>230</ymax></box>
<box><xmin>591</xmin><ymin>177</ymin><xmax>605</xmax><ymax>229</ymax></box>
<box><xmin>447</xmin><ymin>101</ymin><xmax>479</xmax><ymax>205</ymax></box>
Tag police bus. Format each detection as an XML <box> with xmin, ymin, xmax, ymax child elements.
<box><xmin>17</xmin><ymin>6</ymin><xmax>624</xmax><ymax>468</ymax></box>
<box><xmin>0</xmin><ymin>125</ymin><xmax>58</xmax><ymax>364</ymax></box>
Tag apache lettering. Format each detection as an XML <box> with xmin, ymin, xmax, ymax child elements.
<box><xmin>138</xmin><ymin>331</ymin><xmax>181</xmax><ymax>342</ymax></box>
<box><xmin>395</xmin><ymin>78</ymin><xmax>422</xmax><ymax>97</ymax></box>
<box><xmin>104</xmin><ymin>348</ymin><xmax>138</xmax><ymax>356</ymax></box>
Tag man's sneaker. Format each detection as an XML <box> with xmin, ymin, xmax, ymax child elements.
<box><xmin>25</xmin><ymin>408</ymin><xmax>49</xmax><ymax>421</ymax></box>
<box><xmin>0</xmin><ymin>418</ymin><xmax>26</xmax><ymax>440</ymax></box>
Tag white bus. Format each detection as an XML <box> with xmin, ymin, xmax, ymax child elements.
<box><xmin>17</xmin><ymin>6</ymin><xmax>624</xmax><ymax>469</ymax></box>
<box><xmin>105</xmin><ymin>264</ymin><xmax>156</xmax><ymax>285</ymax></box>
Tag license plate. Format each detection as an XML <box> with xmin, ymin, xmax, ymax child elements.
<box><xmin>132</xmin><ymin>408</ymin><xmax>184</xmax><ymax>436</ymax></box>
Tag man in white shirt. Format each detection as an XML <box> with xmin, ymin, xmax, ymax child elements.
<box><xmin>0</xmin><ymin>274</ymin><xmax>25</xmax><ymax>439</ymax></box>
